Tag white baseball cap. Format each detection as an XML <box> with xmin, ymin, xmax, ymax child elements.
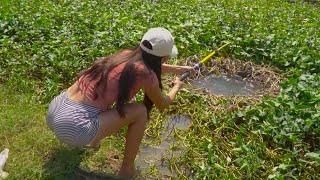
<box><xmin>140</xmin><ymin>27</ymin><xmax>178</xmax><ymax>58</ymax></box>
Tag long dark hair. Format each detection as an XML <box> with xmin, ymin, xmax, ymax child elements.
<box><xmin>78</xmin><ymin>40</ymin><xmax>162</xmax><ymax>117</ymax></box>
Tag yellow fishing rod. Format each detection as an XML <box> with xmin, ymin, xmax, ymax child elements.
<box><xmin>180</xmin><ymin>42</ymin><xmax>231</xmax><ymax>80</ymax></box>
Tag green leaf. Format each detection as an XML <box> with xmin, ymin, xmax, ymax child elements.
<box><xmin>305</xmin><ymin>152</ymin><xmax>320</xmax><ymax>164</ymax></box>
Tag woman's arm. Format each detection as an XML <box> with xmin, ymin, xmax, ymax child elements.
<box><xmin>144</xmin><ymin>77</ymin><xmax>183</xmax><ymax>111</ymax></box>
<box><xmin>162</xmin><ymin>64</ymin><xmax>194</xmax><ymax>75</ymax></box>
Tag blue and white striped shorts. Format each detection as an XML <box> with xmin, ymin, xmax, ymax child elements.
<box><xmin>46</xmin><ymin>91</ymin><xmax>101</xmax><ymax>147</ymax></box>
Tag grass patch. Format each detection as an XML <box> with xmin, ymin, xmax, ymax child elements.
<box><xmin>0</xmin><ymin>86</ymin><xmax>85</xmax><ymax>179</ymax></box>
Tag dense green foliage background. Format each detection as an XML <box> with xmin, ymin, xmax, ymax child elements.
<box><xmin>1</xmin><ymin>0</ymin><xmax>319</xmax><ymax>179</ymax></box>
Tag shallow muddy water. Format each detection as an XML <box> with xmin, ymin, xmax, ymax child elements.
<box><xmin>192</xmin><ymin>74</ymin><xmax>260</xmax><ymax>96</ymax></box>
<box><xmin>135</xmin><ymin>115</ymin><xmax>191</xmax><ymax>177</ymax></box>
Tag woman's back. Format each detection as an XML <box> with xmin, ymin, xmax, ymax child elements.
<box><xmin>68</xmin><ymin>60</ymin><xmax>158</xmax><ymax>110</ymax></box>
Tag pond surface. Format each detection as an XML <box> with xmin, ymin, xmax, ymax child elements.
<box><xmin>135</xmin><ymin>115</ymin><xmax>191</xmax><ymax>178</ymax></box>
<box><xmin>192</xmin><ymin>74</ymin><xmax>260</xmax><ymax>96</ymax></box>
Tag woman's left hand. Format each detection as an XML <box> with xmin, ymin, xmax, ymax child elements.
<box><xmin>162</xmin><ymin>64</ymin><xmax>197</xmax><ymax>75</ymax></box>
<box><xmin>180</xmin><ymin>66</ymin><xmax>196</xmax><ymax>75</ymax></box>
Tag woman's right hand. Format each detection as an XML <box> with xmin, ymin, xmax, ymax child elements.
<box><xmin>144</xmin><ymin>76</ymin><xmax>183</xmax><ymax>111</ymax></box>
<box><xmin>173</xmin><ymin>77</ymin><xmax>184</xmax><ymax>88</ymax></box>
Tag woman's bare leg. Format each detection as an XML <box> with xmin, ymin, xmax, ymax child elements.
<box><xmin>118</xmin><ymin>109</ymin><xmax>147</xmax><ymax>176</ymax></box>
<box><xmin>89</xmin><ymin>103</ymin><xmax>148</xmax><ymax>176</ymax></box>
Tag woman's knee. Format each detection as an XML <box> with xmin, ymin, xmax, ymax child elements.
<box><xmin>135</xmin><ymin>104</ymin><xmax>148</xmax><ymax>120</ymax></box>
<box><xmin>127</xmin><ymin>104</ymin><xmax>148</xmax><ymax>122</ymax></box>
